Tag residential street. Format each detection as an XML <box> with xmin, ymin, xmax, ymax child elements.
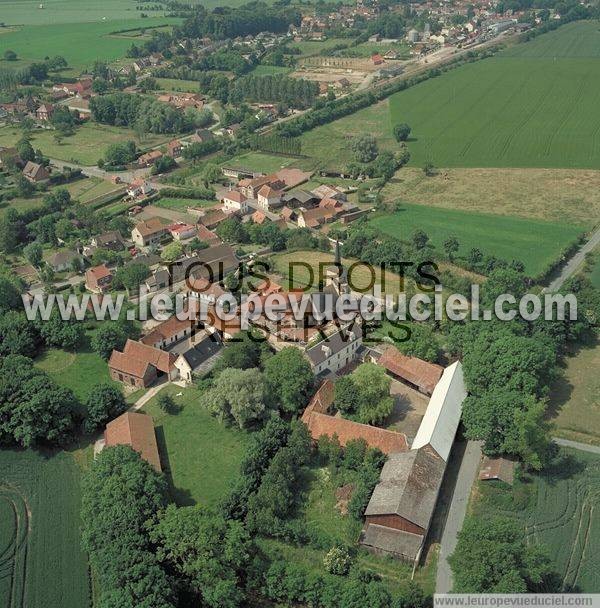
<box><xmin>435</xmin><ymin>440</ymin><xmax>482</xmax><ymax>594</ymax></box>
<box><xmin>544</xmin><ymin>227</ymin><xmax>600</xmax><ymax>293</ymax></box>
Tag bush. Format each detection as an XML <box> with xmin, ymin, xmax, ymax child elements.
<box><xmin>324</xmin><ymin>546</ymin><xmax>353</xmax><ymax>576</ymax></box>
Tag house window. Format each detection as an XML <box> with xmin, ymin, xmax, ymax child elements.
<box><xmin>130</xmin><ymin>377</ymin><xmax>135</xmax><ymax>386</ymax></box>
<box><xmin>118</xmin><ymin>373</ymin><xmax>123</xmax><ymax>381</ymax></box>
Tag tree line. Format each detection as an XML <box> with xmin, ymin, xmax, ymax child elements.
<box><xmin>229</xmin><ymin>74</ymin><xmax>318</xmax><ymax>109</ymax></box>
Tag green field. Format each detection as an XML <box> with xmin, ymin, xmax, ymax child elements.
<box><xmin>0</xmin><ymin>448</ymin><xmax>89</xmax><ymax>608</ymax></box>
<box><xmin>222</xmin><ymin>150</ymin><xmax>301</xmax><ymax>174</ymax></box>
<box><xmin>474</xmin><ymin>449</ymin><xmax>600</xmax><ymax>592</ymax></box>
<box><xmin>0</xmin><ymin>123</ymin><xmax>171</xmax><ymax>165</ymax></box>
<box><xmin>141</xmin><ymin>385</ymin><xmax>249</xmax><ymax>507</ymax></box>
<box><xmin>369</xmin><ymin>204</ymin><xmax>583</xmax><ymax>276</ymax></box>
<box><xmin>251</xmin><ymin>64</ymin><xmax>292</xmax><ymax>76</ymax></box>
<box><xmin>155</xmin><ymin>197</ymin><xmax>214</xmax><ymax>210</ymax></box>
<box><xmin>0</xmin><ymin>18</ymin><xmax>178</xmax><ymax>69</ymax></box>
<box><xmin>302</xmin><ymin>21</ymin><xmax>600</xmax><ymax>169</ymax></box>
<box><xmin>288</xmin><ymin>37</ymin><xmax>350</xmax><ymax>58</ymax></box>
<box><xmin>155</xmin><ymin>78</ymin><xmax>201</xmax><ymax>93</ymax></box>
<box><xmin>590</xmin><ymin>255</ymin><xmax>600</xmax><ymax>288</ymax></box>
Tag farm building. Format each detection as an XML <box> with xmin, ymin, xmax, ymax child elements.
<box><xmin>479</xmin><ymin>456</ymin><xmax>516</xmax><ymax>485</ymax></box>
<box><xmin>109</xmin><ymin>338</ymin><xmax>177</xmax><ymax>388</ymax></box>
<box><xmin>104</xmin><ymin>412</ymin><xmax>162</xmax><ymax>472</ymax></box>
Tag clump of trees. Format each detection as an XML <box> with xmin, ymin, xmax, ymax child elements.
<box><xmin>84</xmin><ymin>383</ymin><xmax>127</xmax><ymax>433</ymax></box>
<box><xmin>334</xmin><ymin>363</ymin><xmax>394</xmax><ymax>425</ymax></box>
<box><xmin>230</xmin><ymin>74</ymin><xmax>318</xmax><ymax>109</ymax></box>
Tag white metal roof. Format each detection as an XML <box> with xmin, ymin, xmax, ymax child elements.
<box><xmin>411</xmin><ymin>361</ymin><xmax>467</xmax><ymax>461</ymax></box>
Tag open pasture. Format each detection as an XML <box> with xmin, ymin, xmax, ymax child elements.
<box><xmin>369</xmin><ymin>204</ymin><xmax>583</xmax><ymax>276</ymax></box>
<box><xmin>302</xmin><ymin>21</ymin><xmax>600</xmax><ymax>169</ymax></box>
<box><xmin>0</xmin><ymin>449</ymin><xmax>89</xmax><ymax>608</ymax></box>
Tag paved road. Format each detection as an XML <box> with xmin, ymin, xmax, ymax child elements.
<box><xmin>544</xmin><ymin>227</ymin><xmax>600</xmax><ymax>293</ymax></box>
<box><xmin>436</xmin><ymin>440</ymin><xmax>483</xmax><ymax>594</ymax></box>
<box><xmin>553</xmin><ymin>437</ymin><xmax>600</xmax><ymax>455</ymax></box>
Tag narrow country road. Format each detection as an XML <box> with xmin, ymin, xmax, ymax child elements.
<box><xmin>436</xmin><ymin>440</ymin><xmax>482</xmax><ymax>594</ymax></box>
<box><xmin>543</xmin><ymin>227</ymin><xmax>600</xmax><ymax>293</ymax></box>
<box><xmin>553</xmin><ymin>437</ymin><xmax>600</xmax><ymax>455</ymax></box>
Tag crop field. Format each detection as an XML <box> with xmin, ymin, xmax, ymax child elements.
<box><xmin>381</xmin><ymin>167</ymin><xmax>600</xmax><ymax>226</ymax></box>
<box><xmin>475</xmin><ymin>449</ymin><xmax>600</xmax><ymax>592</ymax></box>
<box><xmin>302</xmin><ymin>21</ymin><xmax>600</xmax><ymax>169</ymax></box>
<box><xmin>141</xmin><ymin>385</ymin><xmax>249</xmax><ymax>507</ymax></box>
<box><xmin>0</xmin><ymin>123</ymin><xmax>171</xmax><ymax>165</ymax></box>
<box><xmin>222</xmin><ymin>151</ymin><xmax>301</xmax><ymax>174</ymax></box>
<box><xmin>64</xmin><ymin>176</ymin><xmax>118</xmax><ymax>203</ymax></box>
<box><xmin>369</xmin><ymin>204</ymin><xmax>583</xmax><ymax>276</ymax></box>
<box><xmin>287</xmin><ymin>38</ymin><xmax>350</xmax><ymax>58</ymax></box>
<box><xmin>0</xmin><ymin>449</ymin><xmax>89</xmax><ymax>608</ymax></box>
<box><xmin>549</xmin><ymin>338</ymin><xmax>600</xmax><ymax>446</ymax></box>
<box><xmin>155</xmin><ymin>78</ymin><xmax>201</xmax><ymax>93</ymax></box>
<box><xmin>0</xmin><ymin>18</ymin><xmax>178</xmax><ymax>69</ymax></box>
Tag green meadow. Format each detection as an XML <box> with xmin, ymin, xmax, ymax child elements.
<box><xmin>369</xmin><ymin>203</ymin><xmax>583</xmax><ymax>276</ymax></box>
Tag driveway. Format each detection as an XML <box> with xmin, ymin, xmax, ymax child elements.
<box><xmin>543</xmin><ymin>227</ymin><xmax>600</xmax><ymax>293</ymax></box>
<box><xmin>436</xmin><ymin>440</ymin><xmax>482</xmax><ymax>593</ymax></box>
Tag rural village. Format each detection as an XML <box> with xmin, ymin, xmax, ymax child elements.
<box><xmin>0</xmin><ymin>0</ymin><xmax>599</xmax><ymax>606</ymax></box>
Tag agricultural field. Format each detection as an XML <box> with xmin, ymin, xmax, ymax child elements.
<box><xmin>0</xmin><ymin>448</ymin><xmax>89</xmax><ymax>608</ymax></box>
<box><xmin>287</xmin><ymin>38</ymin><xmax>350</xmax><ymax>58</ymax></box>
<box><xmin>381</xmin><ymin>167</ymin><xmax>600</xmax><ymax>226</ymax></box>
<box><xmin>369</xmin><ymin>204</ymin><xmax>584</xmax><ymax>277</ymax></box>
<box><xmin>221</xmin><ymin>150</ymin><xmax>303</xmax><ymax>174</ymax></box>
<box><xmin>302</xmin><ymin>21</ymin><xmax>600</xmax><ymax>169</ymax></box>
<box><xmin>473</xmin><ymin>449</ymin><xmax>600</xmax><ymax>592</ymax></box>
<box><xmin>336</xmin><ymin>41</ymin><xmax>410</xmax><ymax>59</ymax></box>
<box><xmin>140</xmin><ymin>385</ymin><xmax>249</xmax><ymax>507</ymax></box>
<box><xmin>154</xmin><ymin>197</ymin><xmax>213</xmax><ymax>210</ymax></box>
<box><xmin>155</xmin><ymin>78</ymin><xmax>201</xmax><ymax>93</ymax></box>
<box><xmin>64</xmin><ymin>176</ymin><xmax>119</xmax><ymax>203</ymax></box>
<box><xmin>549</xmin><ymin>338</ymin><xmax>600</xmax><ymax>446</ymax></box>
<box><xmin>0</xmin><ymin>18</ymin><xmax>178</xmax><ymax>69</ymax></box>
<box><xmin>0</xmin><ymin>123</ymin><xmax>172</xmax><ymax>165</ymax></box>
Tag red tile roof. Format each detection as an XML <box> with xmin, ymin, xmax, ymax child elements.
<box><xmin>109</xmin><ymin>338</ymin><xmax>176</xmax><ymax>378</ymax></box>
<box><xmin>377</xmin><ymin>346</ymin><xmax>443</xmax><ymax>395</ymax></box>
<box><xmin>301</xmin><ymin>380</ymin><xmax>409</xmax><ymax>454</ymax></box>
<box><xmin>105</xmin><ymin>412</ymin><xmax>162</xmax><ymax>471</ymax></box>
<box><xmin>140</xmin><ymin>315</ymin><xmax>194</xmax><ymax>346</ymax></box>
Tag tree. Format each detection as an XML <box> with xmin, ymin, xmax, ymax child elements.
<box><xmin>263</xmin><ymin>347</ymin><xmax>314</xmax><ymax>414</ymax></box>
<box><xmin>16</xmin><ymin>137</ymin><xmax>35</xmax><ymax>162</ymax></box>
<box><xmin>0</xmin><ymin>209</ymin><xmax>22</xmax><ymax>253</ymax></box>
<box><xmin>113</xmin><ymin>263</ymin><xmax>150</xmax><ymax>294</ymax></box>
<box><xmin>46</xmin><ymin>55</ymin><xmax>67</xmax><ymax>71</ymax></box>
<box><xmin>324</xmin><ymin>546</ymin><xmax>353</xmax><ymax>576</ymax></box>
<box><xmin>3</xmin><ymin>49</ymin><xmax>17</xmax><ymax>61</ymax></box>
<box><xmin>351</xmin><ymin>134</ymin><xmax>378</xmax><ymax>163</ymax></box>
<box><xmin>213</xmin><ymin>331</ymin><xmax>270</xmax><ymax>373</ymax></box>
<box><xmin>81</xmin><ymin>445</ymin><xmax>175</xmax><ymax>608</ymax></box>
<box><xmin>443</xmin><ymin>236</ymin><xmax>459</xmax><ymax>262</ymax></box>
<box><xmin>84</xmin><ymin>383</ymin><xmax>127</xmax><ymax>433</ymax></box>
<box><xmin>449</xmin><ymin>516</ymin><xmax>551</xmax><ymax>593</ymax></box>
<box><xmin>334</xmin><ymin>375</ymin><xmax>360</xmax><ymax>415</ymax></box>
<box><xmin>150</xmin><ymin>504</ymin><xmax>252</xmax><ymax>608</ymax></box>
<box><xmin>398</xmin><ymin>324</ymin><xmax>440</xmax><ymax>363</ymax></box>
<box><xmin>393</xmin><ymin>123</ymin><xmax>411</xmax><ymax>142</ymax></box>
<box><xmin>203</xmin><ymin>368</ymin><xmax>268</xmax><ymax>429</ymax></box>
<box><xmin>152</xmin><ymin>155</ymin><xmax>177</xmax><ymax>175</ymax></box>
<box><xmin>201</xmin><ymin>163</ymin><xmax>222</xmax><ymax>187</ymax></box>
<box><xmin>103</xmin><ymin>141</ymin><xmax>137</xmax><ymax>166</ymax></box>
<box><xmin>423</xmin><ymin>162</ymin><xmax>435</xmax><ymax>176</ymax></box>
<box><xmin>91</xmin><ymin>323</ymin><xmax>129</xmax><ymax>360</ymax></box>
<box><xmin>161</xmin><ymin>240</ymin><xmax>184</xmax><ymax>263</ymax></box>
<box><xmin>0</xmin><ymin>311</ymin><xmax>39</xmax><ymax>357</ymax></box>
<box><xmin>0</xmin><ymin>355</ymin><xmax>77</xmax><ymax>447</ymax></box>
<box><xmin>411</xmin><ymin>229</ymin><xmax>429</xmax><ymax>250</ymax></box>
<box><xmin>37</xmin><ymin>309</ymin><xmax>83</xmax><ymax>350</ymax></box>
<box><xmin>0</xmin><ymin>275</ymin><xmax>23</xmax><ymax>314</ymax></box>
<box><xmin>23</xmin><ymin>241</ymin><xmax>43</xmax><ymax>267</ymax></box>
<box><xmin>157</xmin><ymin>392</ymin><xmax>178</xmax><ymax>414</ymax></box>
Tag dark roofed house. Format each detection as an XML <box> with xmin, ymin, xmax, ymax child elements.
<box><xmin>169</xmin><ymin>244</ymin><xmax>238</xmax><ymax>285</ymax></box>
<box><xmin>91</xmin><ymin>231</ymin><xmax>126</xmax><ymax>251</ymax></box>
<box><xmin>48</xmin><ymin>250</ymin><xmax>80</xmax><ymax>272</ymax></box>
<box><xmin>22</xmin><ymin>161</ymin><xmax>49</xmax><ymax>183</ymax></box>
<box><xmin>104</xmin><ymin>412</ymin><xmax>162</xmax><ymax>471</ymax></box>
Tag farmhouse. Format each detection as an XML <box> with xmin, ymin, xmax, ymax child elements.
<box><xmin>220</xmin><ymin>189</ymin><xmax>249</xmax><ymax>213</ymax></box>
<box><xmin>305</xmin><ymin>323</ymin><xmax>363</xmax><ymax>375</ymax></box>
<box><xmin>173</xmin><ymin>333</ymin><xmax>223</xmax><ymax>384</ymax></box>
<box><xmin>90</xmin><ymin>230</ymin><xmax>126</xmax><ymax>252</ymax></box>
<box><xmin>109</xmin><ymin>338</ymin><xmax>177</xmax><ymax>388</ymax></box>
<box><xmin>296</xmin><ymin>206</ymin><xmax>339</xmax><ymax>228</ymax></box>
<box><xmin>137</xmin><ymin>150</ymin><xmax>163</xmax><ymax>168</ymax></box>
<box><xmin>257</xmin><ymin>185</ymin><xmax>283</xmax><ymax>210</ymax></box>
<box><xmin>127</xmin><ymin>179</ymin><xmax>154</xmax><ymax>199</ymax></box>
<box><xmin>166</xmin><ymin>139</ymin><xmax>183</xmax><ymax>158</ymax></box>
<box><xmin>22</xmin><ymin>161</ymin><xmax>49</xmax><ymax>183</ymax></box>
<box><xmin>35</xmin><ymin>103</ymin><xmax>54</xmax><ymax>121</ymax></box>
<box><xmin>375</xmin><ymin>346</ymin><xmax>443</xmax><ymax>395</ymax></box>
<box><xmin>168</xmin><ymin>223</ymin><xmax>197</xmax><ymax>241</ymax></box>
<box><xmin>104</xmin><ymin>412</ymin><xmax>162</xmax><ymax>472</ymax></box>
<box><xmin>140</xmin><ymin>315</ymin><xmax>197</xmax><ymax>349</ymax></box>
<box><xmin>131</xmin><ymin>217</ymin><xmax>168</xmax><ymax>247</ymax></box>
<box><xmin>47</xmin><ymin>250</ymin><xmax>80</xmax><ymax>272</ymax></box>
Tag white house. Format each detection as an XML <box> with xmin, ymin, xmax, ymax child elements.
<box><xmin>257</xmin><ymin>184</ymin><xmax>283</xmax><ymax>210</ymax></box>
<box><xmin>127</xmin><ymin>179</ymin><xmax>154</xmax><ymax>199</ymax></box>
<box><xmin>305</xmin><ymin>323</ymin><xmax>363</xmax><ymax>375</ymax></box>
<box><xmin>220</xmin><ymin>189</ymin><xmax>249</xmax><ymax>213</ymax></box>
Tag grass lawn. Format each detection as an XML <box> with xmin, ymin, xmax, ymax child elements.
<box><xmin>381</xmin><ymin>167</ymin><xmax>600</xmax><ymax>226</ymax></box>
<box><xmin>0</xmin><ymin>448</ymin><xmax>90</xmax><ymax>608</ymax></box>
<box><xmin>287</xmin><ymin>38</ymin><xmax>350</xmax><ymax>58</ymax></box>
<box><xmin>302</xmin><ymin>22</ymin><xmax>600</xmax><ymax>169</ymax></box>
<box><xmin>549</xmin><ymin>337</ymin><xmax>600</xmax><ymax>446</ymax></box>
<box><xmin>155</xmin><ymin>78</ymin><xmax>200</xmax><ymax>93</ymax></box>
<box><xmin>0</xmin><ymin>123</ymin><xmax>171</xmax><ymax>165</ymax></box>
<box><xmin>472</xmin><ymin>448</ymin><xmax>600</xmax><ymax>592</ymax></box>
<box><xmin>221</xmin><ymin>151</ymin><xmax>301</xmax><ymax>174</ymax></box>
<box><xmin>337</xmin><ymin>41</ymin><xmax>410</xmax><ymax>59</ymax></box>
<box><xmin>35</xmin><ymin>336</ymin><xmax>115</xmax><ymax>403</ymax></box>
<box><xmin>590</xmin><ymin>255</ymin><xmax>600</xmax><ymax>289</ymax></box>
<box><xmin>154</xmin><ymin>197</ymin><xmax>213</xmax><ymax>210</ymax></box>
<box><xmin>270</xmin><ymin>249</ymin><xmax>412</xmax><ymax>295</ymax></box>
<box><xmin>369</xmin><ymin>204</ymin><xmax>584</xmax><ymax>277</ymax></box>
<box><xmin>0</xmin><ymin>18</ymin><xmax>178</xmax><ymax>69</ymax></box>
<box><xmin>251</xmin><ymin>64</ymin><xmax>292</xmax><ymax>76</ymax></box>
<box><xmin>140</xmin><ymin>384</ymin><xmax>249</xmax><ymax>507</ymax></box>
<box><xmin>64</xmin><ymin>176</ymin><xmax>118</xmax><ymax>203</ymax></box>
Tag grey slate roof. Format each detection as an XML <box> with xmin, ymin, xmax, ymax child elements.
<box><xmin>364</xmin><ymin>446</ymin><xmax>445</xmax><ymax>529</ymax></box>
<box><xmin>304</xmin><ymin>322</ymin><xmax>362</xmax><ymax>368</ymax></box>
<box><xmin>169</xmin><ymin>245</ymin><xmax>238</xmax><ymax>283</ymax></box>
